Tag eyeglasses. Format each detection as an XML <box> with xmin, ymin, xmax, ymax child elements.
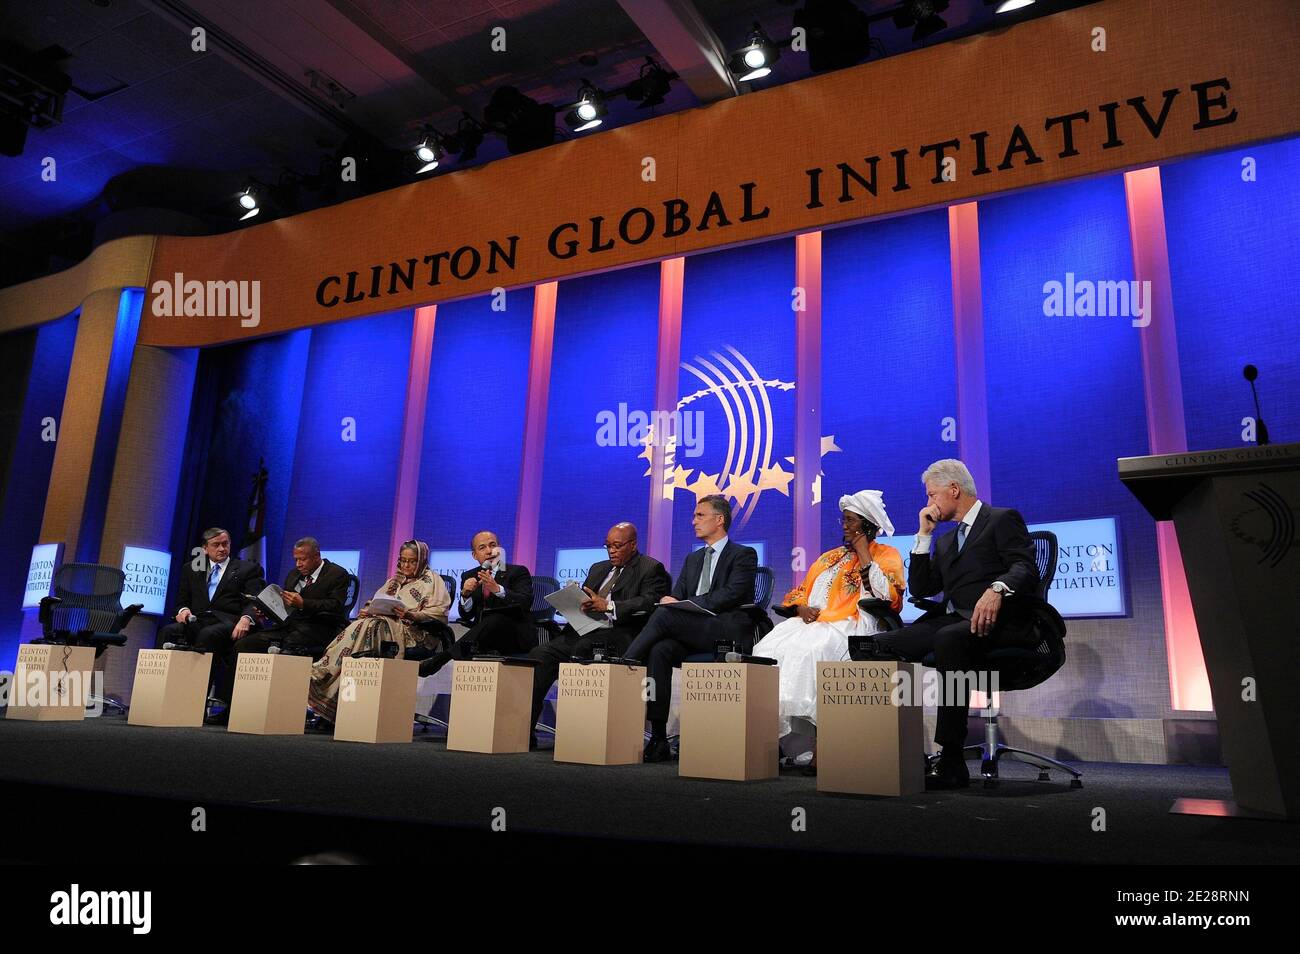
<box><xmin>604</xmin><ymin>540</ymin><xmax>634</xmax><ymax>550</ymax></box>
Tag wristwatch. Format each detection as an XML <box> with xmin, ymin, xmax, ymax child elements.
<box><xmin>990</xmin><ymin>581</ymin><xmax>1014</xmax><ymax>596</ymax></box>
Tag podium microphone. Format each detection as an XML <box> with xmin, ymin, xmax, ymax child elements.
<box><xmin>1243</xmin><ymin>364</ymin><xmax>1271</xmax><ymax>446</ymax></box>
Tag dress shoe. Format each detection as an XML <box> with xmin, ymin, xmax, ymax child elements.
<box><xmin>418</xmin><ymin>652</ymin><xmax>451</xmax><ymax>678</ymax></box>
<box><xmin>643</xmin><ymin>738</ymin><xmax>673</xmax><ymax>763</ymax></box>
<box><xmin>801</xmin><ymin>761</ymin><xmax>818</xmax><ymax>777</ymax></box>
<box><xmin>204</xmin><ymin>708</ymin><xmax>230</xmax><ymax>727</ymax></box>
<box><xmin>305</xmin><ymin>714</ymin><xmax>334</xmax><ymax>734</ymax></box>
<box><xmin>925</xmin><ymin>753</ymin><xmax>971</xmax><ymax>790</ymax></box>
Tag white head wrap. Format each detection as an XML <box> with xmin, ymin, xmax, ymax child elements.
<box><xmin>838</xmin><ymin>489</ymin><xmax>894</xmax><ymax>538</ymax></box>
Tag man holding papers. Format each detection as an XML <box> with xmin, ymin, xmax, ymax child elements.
<box><xmin>210</xmin><ymin>537</ymin><xmax>351</xmax><ymax>720</ymax></box>
<box><xmin>525</xmin><ymin>522</ymin><xmax>670</xmax><ymax>747</ymax></box>
<box><xmin>624</xmin><ymin>495</ymin><xmax>758</xmax><ymax>762</ymax></box>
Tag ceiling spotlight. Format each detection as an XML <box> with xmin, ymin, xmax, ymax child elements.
<box><xmin>484</xmin><ymin>86</ymin><xmax>556</xmax><ymax>154</ymax></box>
<box><xmin>894</xmin><ymin>0</ymin><xmax>949</xmax><ymax>43</ymax></box>
<box><xmin>793</xmin><ymin>0</ymin><xmax>873</xmax><ymax>73</ymax></box>
<box><xmin>237</xmin><ymin>185</ymin><xmax>259</xmax><ymax>220</ymax></box>
<box><xmin>564</xmin><ymin>80</ymin><xmax>607</xmax><ymax>132</ymax></box>
<box><xmin>625</xmin><ymin>57</ymin><xmax>673</xmax><ymax>109</ymax></box>
<box><xmin>729</xmin><ymin>24</ymin><xmax>779</xmax><ymax>81</ymax></box>
<box><xmin>452</xmin><ymin>113</ymin><xmax>487</xmax><ymax>161</ymax></box>
<box><xmin>414</xmin><ymin>135</ymin><xmax>442</xmax><ymax>173</ymax></box>
<box><xmin>992</xmin><ymin>0</ymin><xmax>1035</xmax><ymax>12</ymax></box>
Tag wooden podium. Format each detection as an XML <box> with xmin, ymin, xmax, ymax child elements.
<box><xmin>1120</xmin><ymin>442</ymin><xmax>1300</xmax><ymax>819</ymax></box>
<box><xmin>5</xmin><ymin>643</ymin><xmax>95</xmax><ymax>721</ymax></box>
<box><xmin>816</xmin><ymin>661</ymin><xmax>924</xmax><ymax>796</ymax></box>
<box><xmin>228</xmin><ymin>653</ymin><xmax>311</xmax><ymax>735</ymax></box>
<box><xmin>553</xmin><ymin>662</ymin><xmax>646</xmax><ymax>765</ymax></box>
<box><xmin>127</xmin><ymin>649</ymin><xmax>213</xmax><ymax>727</ymax></box>
<box><xmin>678</xmin><ymin>661</ymin><xmax>779</xmax><ymax>781</ymax></box>
<box><xmin>446</xmin><ymin>659</ymin><xmax>536</xmax><ymax>754</ymax></box>
<box><xmin>333</xmin><ymin>657</ymin><xmax>419</xmax><ymax>743</ymax></box>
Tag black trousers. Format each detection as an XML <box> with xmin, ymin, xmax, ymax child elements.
<box><xmin>526</xmin><ymin>624</ymin><xmax>637</xmax><ymax>732</ymax></box>
<box><xmin>213</xmin><ymin>629</ymin><xmax>323</xmax><ymax>704</ymax></box>
<box><xmin>422</xmin><ymin>612</ymin><xmax>532</xmax><ymax>677</ymax></box>
<box><xmin>157</xmin><ymin>614</ymin><xmax>237</xmax><ymax>701</ymax></box>
<box><xmin>877</xmin><ymin>612</ymin><xmax>1027</xmax><ymax>751</ymax></box>
<box><xmin>624</xmin><ymin>609</ymin><xmax>746</xmax><ymax>725</ymax></box>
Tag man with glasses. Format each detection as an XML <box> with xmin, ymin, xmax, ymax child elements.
<box><xmin>524</xmin><ymin>522</ymin><xmax>670</xmax><ymax>749</ymax></box>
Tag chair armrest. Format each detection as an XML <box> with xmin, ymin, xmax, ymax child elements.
<box><xmin>858</xmin><ymin>598</ymin><xmax>905</xmax><ymax>631</ymax></box>
<box><xmin>771</xmin><ymin>604</ymin><xmax>799</xmax><ymax>618</ymax></box>
<box><xmin>110</xmin><ymin>603</ymin><xmax>144</xmax><ymax>633</ymax></box>
<box><xmin>908</xmin><ymin>596</ymin><xmax>946</xmax><ymax>617</ymax></box>
<box><xmin>38</xmin><ymin>596</ymin><xmax>61</xmax><ymax>631</ymax></box>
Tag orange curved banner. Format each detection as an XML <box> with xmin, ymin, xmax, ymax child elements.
<box><xmin>140</xmin><ymin>0</ymin><xmax>1300</xmax><ymax>347</ymax></box>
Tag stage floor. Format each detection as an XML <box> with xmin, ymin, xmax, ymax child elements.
<box><xmin>1</xmin><ymin>715</ymin><xmax>1294</xmax><ymax>865</ymax></box>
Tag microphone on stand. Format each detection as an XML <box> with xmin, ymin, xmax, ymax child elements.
<box><xmin>1243</xmin><ymin>365</ymin><xmax>1271</xmax><ymax>446</ymax></box>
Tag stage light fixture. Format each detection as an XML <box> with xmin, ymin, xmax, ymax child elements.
<box><xmin>793</xmin><ymin>1</ymin><xmax>874</xmax><ymax>73</ymax></box>
<box><xmin>237</xmin><ymin>185</ymin><xmax>259</xmax><ymax>220</ymax></box>
<box><xmin>728</xmin><ymin>25</ymin><xmax>779</xmax><ymax>82</ymax></box>
<box><xmin>452</xmin><ymin>113</ymin><xmax>487</xmax><ymax>161</ymax></box>
<box><xmin>993</xmin><ymin>0</ymin><xmax>1035</xmax><ymax>12</ymax></box>
<box><xmin>415</xmin><ymin>136</ymin><xmax>442</xmax><ymax>173</ymax></box>
<box><xmin>564</xmin><ymin>81</ymin><xmax>607</xmax><ymax>132</ymax></box>
<box><xmin>484</xmin><ymin>86</ymin><xmax>557</xmax><ymax>154</ymax></box>
<box><xmin>894</xmin><ymin>0</ymin><xmax>949</xmax><ymax>43</ymax></box>
<box><xmin>625</xmin><ymin>58</ymin><xmax>673</xmax><ymax>109</ymax></box>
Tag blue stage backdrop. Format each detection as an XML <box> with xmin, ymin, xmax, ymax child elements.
<box><xmin>821</xmin><ymin>208</ymin><xmax>957</xmax><ymax>579</ymax></box>
<box><xmin>1162</xmin><ymin>136</ymin><xmax>1300</xmax><ymax>450</ymax></box>
<box><xmin>0</xmin><ymin>311</ymin><xmax>79</xmax><ymax>670</ymax></box>
<box><xmin>167</xmin><ymin>329</ymin><xmax>311</xmax><ymax>608</ymax></box>
<box><xmin>415</xmin><ymin>289</ymin><xmax>533</xmax><ymax>571</ymax></box>
<box><xmin>674</xmin><ymin>237</ymin><xmax>796</xmax><ymax>592</ymax></box>
<box><xmin>538</xmin><ymin>264</ymin><xmax>660</xmax><ymax>583</ymax></box>
<box><xmin>980</xmin><ymin>172</ymin><xmax>1167</xmax><ymax>723</ymax></box>
<box><xmin>281</xmin><ymin>309</ymin><xmax>412</xmax><ymax>600</ymax></box>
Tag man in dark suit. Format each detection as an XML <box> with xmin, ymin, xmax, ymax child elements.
<box><xmin>624</xmin><ymin>494</ymin><xmax>758</xmax><ymax>762</ymax></box>
<box><xmin>877</xmin><ymin>459</ymin><xmax>1039</xmax><ymax>789</ymax></box>
<box><xmin>157</xmin><ymin>527</ymin><xmax>266</xmax><ymax>702</ymax></box>
<box><xmin>526</xmin><ymin>521</ymin><xmax>671</xmax><ymax>747</ymax></box>
<box><xmin>206</xmin><ymin>536</ymin><xmax>351</xmax><ymax>721</ymax></box>
<box><xmin>418</xmin><ymin>530</ymin><xmax>534</xmax><ymax>677</ymax></box>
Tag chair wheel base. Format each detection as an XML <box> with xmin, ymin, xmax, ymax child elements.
<box><xmin>1070</xmin><ymin>778</ymin><xmax>1083</xmax><ymax>789</ymax></box>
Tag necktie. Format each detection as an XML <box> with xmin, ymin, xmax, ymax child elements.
<box><xmin>696</xmin><ymin>547</ymin><xmax>713</xmax><ymax>595</ymax></box>
<box><xmin>208</xmin><ymin>563</ymin><xmax>221</xmax><ymax>600</ymax></box>
<box><xmin>957</xmin><ymin>522</ymin><xmax>968</xmax><ymax>552</ymax></box>
<box><xmin>598</xmin><ymin>566</ymin><xmax>622</xmax><ymax>597</ymax></box>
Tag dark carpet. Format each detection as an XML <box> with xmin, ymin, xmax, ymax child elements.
<box><xmin>1</xmin><ymin>715</ymin><xmax>1295</xmax><ymax>865</ymax></box>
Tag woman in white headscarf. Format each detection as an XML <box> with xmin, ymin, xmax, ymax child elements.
<box><xmin>752</xmin><ymin>490</ymin><xmax>906</xmax><ymax>773</ymax></box>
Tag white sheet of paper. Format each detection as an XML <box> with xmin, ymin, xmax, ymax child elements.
<box><xmin>367</xmin><ymin>595</ymin><xmax>405</xmax><ymax>617</ymax></box>
<box><xmin>544</xmin><ymin>583</ymin><xmax>612</xmax><ymax>636</ymax></box>
<box><xmin>658</xmin><ymin>599</ymin><xmax>716</xmax><ymax>616</ymax></box>
<box><xmin>254</xmin><ymin>584</ymin><xmax>289</xmax><ymax>623</ymax></box>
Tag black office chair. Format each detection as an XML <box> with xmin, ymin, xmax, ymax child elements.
<box><xmin>33</xmin><ymin>563</ymin><xmax>143</xmax><ymax>715</ymax></box>
<box><xmin>440</xmin><ymin>574</ymin><xmax>458</xmax><ymax>604</ymax></box>
<box><xmin>909</xmin><ymin>530</ymin><xmax>1079</xmax><ymax>788</ymax></box>
<box><xmin>530</xmin><ymin>575</ymin><xmax>563</xmax><ymax>647</ymax></box>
